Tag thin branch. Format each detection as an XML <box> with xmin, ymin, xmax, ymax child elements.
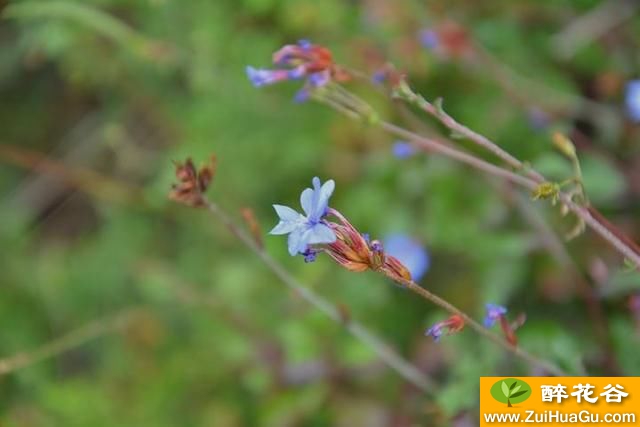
<box><xmin>203</xmin><ymin>196</ymin><xmax>567</xmax><ymax>378</ymax></box>
<box><xmin>552</xmin><ymin>0</ymin><xmax>640</xmax><ymax>60</ymax></box>
<box><xmin>380</xmin><ymin>121</ymin><xmax>537</xmax><ymax>190</ymax></box>
<box><xmin>0</xmin><ymin>308</ymin><xmax>139</xmax><ymax>375</ymax></box>
<box><xmin>390</xmin><ymin>89</ymin><xmax>640</xmax><ymax>269</ymax></box>
<box><xmin>201</xmin><ymin>199</ymin><xmax>435</xmax><ymax>393</ymax></box>
<box><xmin>0</xmin><ymin>145</ymin><xmax>433</xmax><ymax>391</ymax></box>
<box><xmin>398</xmin><ymin>279</ymin><xmax>566</xmax><ymax>376</ymax></box>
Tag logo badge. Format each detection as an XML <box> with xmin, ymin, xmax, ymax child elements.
<box><xmin>489</xmin><ymin>378</ymin><xmax>532</xmax><ymax>407</ymax></box>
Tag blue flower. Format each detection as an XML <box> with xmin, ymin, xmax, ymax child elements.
<box><xmin>246</xmin><ymin>66</ymin><xmax>304</xmax><ymax>88</ymax></box>
<box><xmin>419</xmin><ymin>29</ymin><xmax>439</xmax><ymax>49</ymax></box>
<box><xmin>392</xmin><ymin>141</ymin><xmax>416</xmax><ymax>159</ymax></box>
<box><xmin>425</xmin><ymin>323</ymin><xmax>444</xmax><ymax>342</ymax></box>
<box><xmin>484</xmin><ymin>303</ymin><xmax>507</xmax><ymax>328</ymax></box>
<box><xmin>425</xmin><ymin>314</ymin><xmax>464</xmax><ymax>342</ymax></box>
<box><xmin>383</xmin><ymin>234</ymin><xmax>430</xmax><ymax>281</ymax></box>
<box><xmin>625</xmin><ymin>80</ymin><xmax>640</xmax><ymax>122</ymax></box>
<box><xmin>270</xmin><ymin>177</ymin><xmax>337</xmax><ymax>256</ymax></box>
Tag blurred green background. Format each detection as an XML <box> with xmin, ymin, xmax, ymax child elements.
<box><xmin>1</xmin><ymin>0</ymin><xmax>640</xmax><ymax>425</ymax></box>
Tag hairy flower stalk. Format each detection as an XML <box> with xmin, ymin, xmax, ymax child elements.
<box><xmin>324</xmin><ymin>208</ymin><xmax>412</xmax><ymax>282</ymax></box>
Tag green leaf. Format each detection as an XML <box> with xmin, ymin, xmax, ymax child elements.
<box><xmin>501</xmin><ymin>381</ymin><xmax>510</xmax><ymax>398</ymax></box>
<box><xmin>511</xmin><ymin>385</ymin><xmax>521</xmax><ymax>395</ymax></box>
<box><xmin>509</xmin><ymin>381</ymin><xmax>518</xmax><ymax>391</ymax></box>
<box><xmin>510</xmin><ymin>390</ymin><xmax>529</xmax><ymax>398</ymax></box>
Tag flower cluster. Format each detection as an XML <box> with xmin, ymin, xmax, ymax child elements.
<box><xmin>270</xmin><ymin>177</ymin><xmax>413</xmax><ymax>283</ymax></box>
<box><xmin>425</xmin><ymin>314</ymin><xmax>465</xmax><ymax>342</ymax></box>
<box><xmin>247</xmin><ymin>40</ymin><xmax>350</xmax><ymax>102</ymax></box>
<box><xmin>169</xmin><ymin>156</ymin><xmax>216</xmax><ymax>207</ymax></box>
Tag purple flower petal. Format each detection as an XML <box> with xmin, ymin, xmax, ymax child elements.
<box><xmin>306</xmin><ymin>223</ymin><xmax>337</xmax><ymax>245</ymax></box>
<box><xmin>392</xmin><ymin>141</ymin><xmax>416</xmax><ymax>159</ymax></box>
<box><xmin>419</xmin><ymin>29</ymin><xmax>439</xmax><ymax>49</ymax></box>
<box><xmin>625</xmin><ymin>80</ymin><xmax>640</xmax><ymax>122</ymax></box>
<box><xmin>246</xmin><ymin>66</ymin><xmax>290</xmax><ymax>87</ymax></box>
<box><xmin>484</xmin><ymin>303</ymin><xmax>507</xmax><ymax>328</ymax></box>
<box><xmin>270</xmin><ymin>205</ymin><xmax>304</xmax><ymax>235</ymax></box>
<box><xmin>308</xmin><ymin>70</ymin><xmax>330</xmax><ymax>87</ymax></box>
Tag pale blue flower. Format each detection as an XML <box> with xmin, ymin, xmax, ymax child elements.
<box><xmin>484</xmin><ymin>303</ymin><xmax>507</xmax><ymax>328</ymax></box>
<box><xmin>392</xmin><ymin>141</ymin><xmax>416</xmax><ymax>159</ymax></box>
<box><xmin>270</xmin><ymin>177</ymin><xmax>337</xmax><ymax>256</ymax></box>
<box><xmin>625</xmin><ymin>80</ymin><xmax>640</xmax><ymax>122</ymax></box>
<box><xmin>383</xmin><ymin>234</ymin><xmax>430</xmax><ymax>281</ymax></box>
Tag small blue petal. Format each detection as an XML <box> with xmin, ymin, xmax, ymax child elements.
<box><xmin>287</xmin><ymin>228</ymin><xmax>306</xmax><ymax>256</ymax></box>
<box><xmin>484</xmin><ymin>303</ymin><xmax>507</xmax><ymax>328</ymax></box>
<box><xmin>392</xmin><ymin>141</ymin><xmax>416</xmax><ymax>159</ymax></box>
<box><xmin>384</xmin><ymin>234</ymin><xmax>430</xmax><ymax>281</ymax></box>
<box><xmin>425</xmin><ymin>323</ymin><xmax>442</xmax><ymax>342</ymax></box>
<box><xmin>625</xmin><ymin>80</ymin><xmax>640</xmax><ymax>122</ymax></box>
<box><xmin>300</xmin><ymin>188</ymin><xmax>314</xmax><ymax>217</ymax></box>
<box><xmin>298</xmin><ymin>39</ymin><xmax>312</xmax><ymax>50</ymax></box>
<box><xmin>372</xmin><ymin>70</ymin><xmax>386</xmax><ymax>85</ymax></box>
<box><xmin>294</xmin><ymin>88</ymin><xmax>310</xmax><ymax>103</ymax></box>
<box><xmin>419</xmin><ymin>29</ymin><xmax>439</xmax><ymax>49</ymax></box>
<box><xmin>273</xmin><ymin>204</ymin><xmax>300</xmax><ymax>222</ymax></box>
<box><xmin>308</xmin><ymin>71</ymin><xmax>330</xmax><ymax>87</ymax></box>
<box><xmin>306</xmin><ymin>223</ymin><xmax>336</xmax><ymax>245</ymax></box>
<box><xmin>306</xmin><ymin>177</ymin><xmax>334</xmax><ymax>222</ymax></box>
<box><xmin>303</xmin><ymin>248</ymin><xmax>317</xmax><ymax>263</ymax></box>
<box><xmin>288</xmin><ymin>66</ymin><xmax>306</xmax><ymax>80</ymax></box>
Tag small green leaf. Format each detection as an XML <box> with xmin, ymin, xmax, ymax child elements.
<box><xmin>510</xmin><ymin>390</ymin><xmax>529</xmax><ymax>398</ymax></box>
<box><xmin>501</xmin><ymin>381</ymin><xmax>510</xmax><ymax>398</ymax></box>
<box><xmin>511</xmin><ymin>385</ymin><xmax>521</xmax><ymax>395</ymax></box>
<box><xmin>509</xmin><ymin>381</ymin><xmax>518</xmax><ymax>391</ymax></box>
<box><xmin>434</xmin><ymin>97</ymin><xmax>445</xmax><ymax>115</ymax></box>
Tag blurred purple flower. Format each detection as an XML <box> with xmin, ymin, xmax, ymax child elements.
<box><xmin>419</xmin><ymin>29</ymin><xmax>439</xmax><ymax>49</ymax></box>
<box><xmin>247</xmin><ymin>40</ymin><xmax>342</xmax><ymax>101</ymax></box>
<box><xmin>392</xmin><ymin>141</ymin><xmax>416</xmax><ymax>159</ymax></box>
<box><xmin>372</xmin><ymin>70</ymin><xmax>386</xmax><ymax>85</ymax></box>
<box><xmin>484</xmin><ymin>303</ymin><xmax>507</xmax><ymax>328</ymax></box>
<box><xmin>425</xmin><ymin>314</ymin><xmax>464</xmax><ymax>342</ymax></box>
<box><xmin>527</xmin><ymin>107</ymin><xmax>550</xmax><ymax>131</ymax></box>
<box><xmin>246</xmin><ymin>66</ymin><xmax>304</xmax><ymax>87</ymax></box>
<box><xmin>625</xmin><ymin>80</ymin><xmax>640</xmax><ymax>122</ymax></box>
<box><xmin>270</xmin><ymin>177</ymin><xmax>337</xmax><ymax>256</ymax></box>
<box><xmin>383</xmin><ymin>234</ymin><xmax>430</xmax><ymax>281</ymax></box>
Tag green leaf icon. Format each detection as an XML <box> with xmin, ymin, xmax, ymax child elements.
<box><xmin>501</xmin><ymin>381</ymin><xmax>510</xmax><ymax>398</ymax></box>
<box><xmin>490</xmin><ymin>378</ymin><xmax>532</xmax><ymax>406</ymax></box>
<box><xmin>510</xmin><ymin>390</ymin><xmax>529</xmax><ymax>399</ymax></box>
